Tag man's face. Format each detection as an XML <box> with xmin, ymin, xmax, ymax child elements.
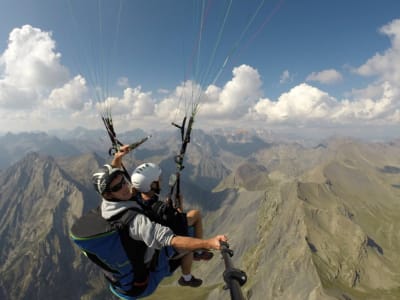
<box><xmin>151</xmin><ymin>176</ymin><xmax>162</xmax><ymax>193</ymax></box>
<box><xmin>141</xmin><ymin>176</ymin><xmax>161</xmax><ymax>202</ymax></box>
<box><xmin>108</xmin><ymin>174</ymin><xmax>132</xmax><ymax>201</ymax></box>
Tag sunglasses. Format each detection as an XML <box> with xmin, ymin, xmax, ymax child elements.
<box><xmin>109</xmin><ymin>176</ymin><xmax>127</xmax><ymax>192</ymax></box>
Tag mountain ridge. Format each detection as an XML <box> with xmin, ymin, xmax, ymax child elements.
<box><xmin>1</xmin><ymin>135</ymin><xmax>400</xmax><ymax>299</ymax></box>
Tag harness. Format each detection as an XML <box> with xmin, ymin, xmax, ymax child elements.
<box><xmin>70</xmin><ymin>206</ymin><xmax>150</xmax><ymax>297</ymax></box>
<box><xmin>70</xmin><ymin>199</ymin><xmax>188</xmax><ymax>297</ymax></box>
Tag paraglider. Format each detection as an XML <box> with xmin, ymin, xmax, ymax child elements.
<box><xmin>71</xmin><ymin>148</ymin><xmax>228</xmax><ymax>299</ymax></box>
<box><xmin>67</xmin><ymin>1</ymin><xmax>283</xmax><ymax>298</ymax></box>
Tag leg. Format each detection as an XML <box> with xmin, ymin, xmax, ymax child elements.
<box><xmin>186</xmin><ymin>209</ymin><xmax>203</xmax><ymax>239</ymax></box>
<box><xmin>180</xmin><ymin>251</ymin><xmax>193</xmax><ymax>275</ymax></box>
<box><xmin>186</xmin><ymin>210</ymin><xmax>214</xmax><ymax>261</ymax></box>
<box><xmin>178</xmin><ymin>252</ymin><xmax>202</xmax><ymax>287</ymax></box>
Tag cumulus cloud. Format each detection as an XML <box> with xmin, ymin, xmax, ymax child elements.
<box><xmin>0</xmin><ymin>81</ymin><xmax>35</xmax><ymax>109</ymax></box>
<box><xmin>0</xmin><ymin>25</ymin><xmax>95</xmax><ymax>130</ymax></box>
<box><xmin>198</xmin><ymin>64</ymin><xmax>262</xmax><ymax>118</ymax></box>
<box><xmin>252</xmin><ymin>83</ymin><xmax>336</xmax><ymax>123</ymax></box>
<box><xmin>250</xmin><ymin>81</ymin><xmax>398</xmax><ymax>127</ymax></box>
<box><xmin>355</xmin><ymin>19</ymin><xmax>400</xmax><ymax>86</ymax></box>
<box><xmin>123</xmin><ymin>86</ymin><xmax>155</xmax><ymax>117</ymax></box>
<box><xmin>333</xmin><ymin>81</ymin><xmax>396</xmax><ymax>122</ymax></box>
<box><xmin>246</xmin><ymin>18</ymin><xmax>400</xmax><ymax>129</ymax></box>
<box><xmin>306</xmin><ymin>69</ymin><xmax>343</xmax><ymax>84</ymax></box>
<box><xmin>342</xmin><ymin>18</ymin><xmax>400</xmax><ymax>124</ymax></box>
<box><xmin>45</xmin><ymin>75</ymin><xmax>89</xmax><ymax>110</ymax></box>
<box><xmin>0</xmin><ymin>25</ymin><xmax>69</xmax><ymax>109</ymax></box>
<box><xmin>96</xmin><ymin>86</ymin><xmax>155</xmax><ymax>128</ymax></box>
<box><xmin>155</xmin><ymin>80</ymin><xmax>197</xmax><ymax>120</ymax></box>
<box><xmin>1</xmin><ymin>18</ymin><xmax>400</xmax><ymax>137</ymax></box>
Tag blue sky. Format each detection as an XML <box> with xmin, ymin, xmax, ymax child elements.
<box><xmin>1</xmin><ymin>0</ymin><xmax>400</xmax><ymax>140</ymax></box>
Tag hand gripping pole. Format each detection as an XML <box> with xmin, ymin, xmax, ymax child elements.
<box><xmin>220</xmin><ymin>241</ymin><xmax>247</xmax><ymax>300</ymax></box>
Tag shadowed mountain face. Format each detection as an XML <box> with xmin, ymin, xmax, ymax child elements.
<box><xmin>1</xmin><ymin>133</ymin><xmax>400</xmax><ymax>300</ymax></box>
<box><xmin>0</xmin><ymin>152</ymin><xmax>106</xmax><ymax>299</ymax></box>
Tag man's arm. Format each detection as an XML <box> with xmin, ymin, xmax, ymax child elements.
<box><xmin>111</xmin><ymin>145</ymin><xmax>130</xmax><ymax>168</ymax></box>
<box><xmin>170</xmin><ymin>235</ymin><xmax>227</xmax><ymax>251</ymax></box>
<box><xmin>130</xmin><ymin>214</ymin><xmax>176</xmax><ymax>249</ymax></box>
<box><xmin>130</xmin><ymin>213</ymin><xmax>227</xmax><ymax>251</ymax></box>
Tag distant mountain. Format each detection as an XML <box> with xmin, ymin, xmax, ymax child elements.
<box><xmin>216</xmin><ymin>160</ymin><xmax>270</xmax><ymax>191</ymax></box>
<box><xmin>0</xmin><ymin>132</ymin><xmax>82</xmax><ymax>169</ymax></box>
<box><xmin>215</xmin><ymin>134</ymin><xmax>271</xmax><ymax>157</ymax></box>
<box><xmin>1</xmin><ymin>134</ymin><xmax>400</xmax><ymax>299</ymax></box>
<box><xmin>49</xmin><ymin>126</ymin><xmax>104</xmax><ymax>140</ymax></box>
<box><xmin>0</xmin><ymin>152</ymin><xmax>108</xmax><ymax>299</ymax></box>
<box><xmin>0</xmin><ymin>128</ymin><xmax>154</xmax><ymax>170</ymax></box>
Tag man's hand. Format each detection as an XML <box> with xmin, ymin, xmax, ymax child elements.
<box><xmin>207</xmin><ymin>235</ymin><xmax>228</xmax><ymax>250</ymax></box>
<box><xmin>111</xmin><ymin>145</ymin><xmax>130</xmax><ymax>168</ymax></box>
<box><xmin>116</xmin><ymin>145</ymin><xmax>130</xmax><ymax>157</ymax></box>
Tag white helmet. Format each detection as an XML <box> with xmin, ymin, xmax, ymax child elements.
<box><xmin>131</xmin><ymin>162</ymin><xmax>162</xmax><ymax>193</ymax></box>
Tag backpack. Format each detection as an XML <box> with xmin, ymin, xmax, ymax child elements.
<box><xmin>70</xmin><ymin>206</ymin><xmax>150</xmax><ymax>297</ymax></box>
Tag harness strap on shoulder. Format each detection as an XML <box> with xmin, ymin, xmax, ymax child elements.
<box><xmin>109</xmin><ymin>207</ymin><xmax>142</xmax><ymax>230</ymax></box>
<box><xmin>110</xmin><ymin>206</ymin><xmax>150</xmax><ymax>289</ymax></box>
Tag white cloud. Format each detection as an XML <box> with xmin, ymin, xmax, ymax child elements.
<box><xmin>244</xmin><ymin>18</ymin><xmax>399</xmax><ymax>130</ymax></box>
<box><xmin>250</xmin><ymin>79</ymin><xmax>399</xmax><ymax>127</ymax></box>
<box><xmin>279</xmin><ymin>70</ymin><xmax>291</xmax><ymax>84</ymax></box>
<box><xmin>2</xmin><ymin>18</ymin><xmax>400</xmax><ymax>139</ymax></box>
<box><xmin>117</xmin><ymin>77</ymin><xmax>129</xmax><ymax>87</ymax></box>
<box><xmin>154</xmin><ymin>80</ymin><xmax>202</xmax><ymax>121</ymax></box>
<box><xmin>355</xmin><ymin>19</ymin><xmax>400</xmax><ymax>86</ymax></box>
<box><xmin>0</xmin><ymin>25</ymin><xmax>94</xmax><ymax>130</ymax></box>
<box><xmin>123</xmin><ymin>86</ymin><xmax>155</xmax><ymax>117</ymax></box>
<box><xmin>342</xmin><ymin>18</ymin><xmax>400</xmax><ymax>124</ymax></box>
<box><xmin>157</xmin><ymin>88</ymin><xmax>170</xmax><ymax>94</ymax></box>
<box><xmin>97</xmin><ymin>86</ymin><xmax>155</xmax><ymax>119</ymax></box>
<box><xmin>0</xmin><ymin>82</ymin><xmax>35</xmax><ymax>109</ymax></box>
<box><xmin>306</xmin><ymin>69</ymin><xmax>343</xmax><ymax>84</ymax></box>
<box><xmin>252</xmin><ymin>83</ymin><xmax>336</xmax><ymax>123</ymax></box>
<box><xmin>348</xmin><ymin>83</ymin><xmax>384</xmax><ymax>100</ymax></box>
<box><xmin>333</xmin><ymin>81</ymin><xmax>396</xmax><ymax>122</ymax></box>
<box><xmin>198</xmin><ymin>64</ymin><xmax>262</xmax><ymax>118</ymax></box>
<box><xmin>45</xmin><ymin>75</ymin><xmax>89</xmax><ymax>110</ymax></box>
<box><xmin>0</xmin><ymin>25</ymin><xmax>69</xmax><ymax>110</ymax></box>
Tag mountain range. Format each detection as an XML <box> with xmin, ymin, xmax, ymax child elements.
<box><xmin>0</xmin><ymin>129</ymin><xmax>400</xmax><ymax>299</ymax></box>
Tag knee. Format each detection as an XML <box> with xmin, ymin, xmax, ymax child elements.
<box><xmin>187</xmin><ymin>209</ymin><xmax>201</xmax><ymax>224</ymax></box>
<box><xmin>192</xmin><ymin>209</ymin><xmax>201</xmax><ymax>220</ymax></box>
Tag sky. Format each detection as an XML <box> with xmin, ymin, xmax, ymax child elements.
<box><xmin>1</xmin><ymin>0</ymin><xmax>400</xmax><ymax>140</ymax></box>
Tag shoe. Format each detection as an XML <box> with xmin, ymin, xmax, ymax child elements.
<box><xmin>193</xmin><ymin>250</ymin><xmax>214</xmax><ymax>261</ymax></box>
<box><xmin>178</xmin><ymin>276</ymin><xmax>203</xmax><ymax>287</ymax></box>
